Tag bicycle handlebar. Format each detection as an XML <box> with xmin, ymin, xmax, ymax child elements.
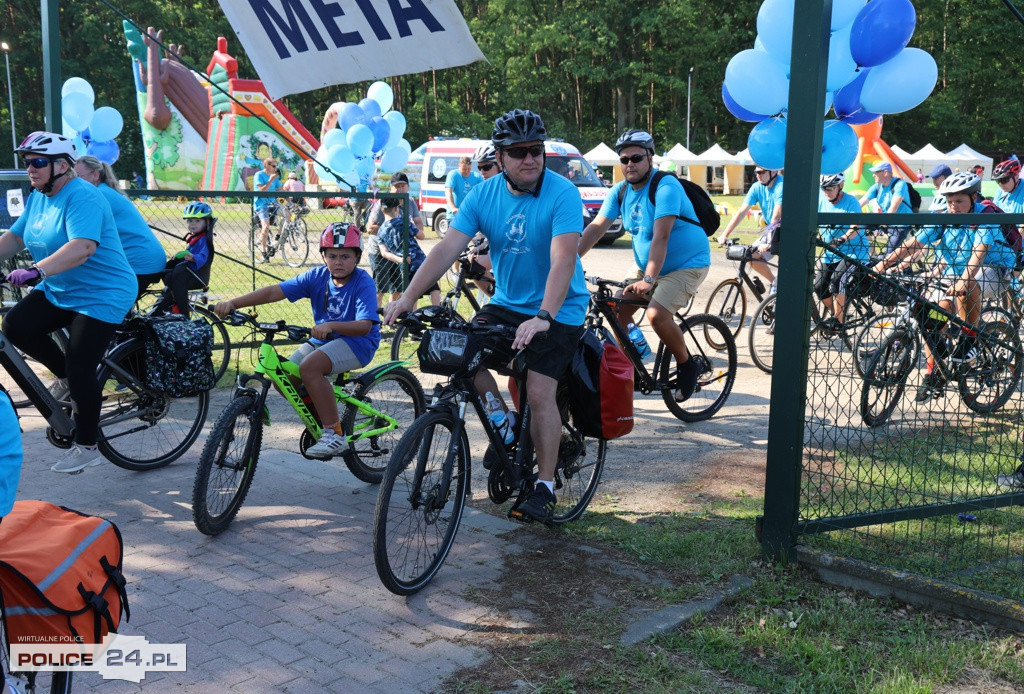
<box><xmin>584</xmin><ymin>275</ymin><xmax>627</xmax><ymax>290</ymax></box>
<box><xmin>224</xmin><ymin>310</ymin><xmax>311</xmax><ymax>340</ymax></box>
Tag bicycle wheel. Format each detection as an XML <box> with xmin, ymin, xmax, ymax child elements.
<box><xmin>705</xmin><ymin>278</ymin><xmax>747</xmax><ymax>342</ymax></box>
<box><xmin>0</xmin><ymin>305</ymin><xmax>69</xmax><ymax>408</ymax></box>
<box><xmin>280</xmin><ymin>219</ymin><xmax>310</xmax><ymax>267</ymax></box>
<box><xmin>747</xmin><ymin>293</ymin><xmax>777</xmax><ymax>374</ymax></box>
<box><xmin>859</xmin><ymin>329</ymin><xmax>917</xmax><ymax>427</ymax></box>
<box><xmin>852</xmin><ymin>312</ymin><xmax>900</xmax><ymax>378</ymax></box>
<box><xmin>958</xmin><ymin>318</ymin><xmax>1023</xmax><ymax>414</ymax></box>
<box><xmin>341</xmin><ymin>365</ymin><xmax>426</xmax><ymax>484</ymax></box>
<box><xmin>389</xmin><ymin>323</ymin><xmax>420</xmax><ymax>363</ymax></box>
<box><xmin>96</xmin><ymin>339</ymin><xmax>210</xmax><ymax>471</ymax></box>
<box><xmin>550</xmin><ymin>419</ymin><xmax>606</xmax><ymax>524</ymax></box>
<box><xmin>192</xmin><ymin>394</ymin><xmax>263</xmax><ymax>535</ymax></box>
<box><xmin>373</xmin><ymin>410</ymin><xmax>469</xmax><ymax>595</ymax></box>
<box><xmin>658</xmin><ymin>313</ymin><xmax>737</xmax><ymax>422</ymax></box>
<box><xmin>191</xmin><ymin>304</ymin><xmax>232</xmax><ymax>385</ymax></box>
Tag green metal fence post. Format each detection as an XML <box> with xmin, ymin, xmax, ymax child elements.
<box><xmin>41</xmin><ymin>0</ymin><xmax>61</xmax><ymax>133</ymax></box>
<box><xmin>760</xmin><ymin>0</ymin><xmax>832</xmax><ymax>563</ymax></box>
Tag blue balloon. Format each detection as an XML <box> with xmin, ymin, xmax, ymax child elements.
<box><xmin>86</xmin><ymin>139</ymin><xmax>119</xmax><ymax>165</ymax></box>
<box><xmin>61</xmin><ymin>77</ymin><xmax>95</xmax><ymax>103</ymax></box>
<box><xmin>832</xmin><ymin>0</ymin><xmax>867</xmax><ymax>30</ymax></box>
<box><xmin>850</xmin><ymin>0</ymin><xmax>916</xmax><ymax>68</ymax></box>
<box><xmin>326</xmin><ymin>144</ymin><xmax>355</xmax><ymax>175</ymax></box>
<box><xmin>359</xmin><ymin>98</ymin><xmax>382</xmax><ymax>120</ymax></box>
<box><xmin>747</xmin><ymin>117</ymin><xmax>787</xmax><ymax>170</ymax></box>
<box><xmin>860</xmin><ymin>47</ymin><xmax>937</xmax><ymax>114</ymax></box>
<box><xmin>833</xmin><ymin>69</ymin><xmax>881</xmax><ymax>124</ymax></box>
<box><xmin>62</xmin><ymin>92</ymin><xmax>94</xmax><ymax>132</ymax></box>
<box><xmin>757</xmin><ymin>0</ymin><xmax>795</xmax><ymax>66</ymax></box>
<box><xmin>820</xmin><ymin>120</ymin><xmax>858</xmax><ymax>174</ymax></box>
<box><xmin>321</xmin><ymin>127</ymin><xmax>345</xmax><ymax>149</ymax></box>
<box><xmin>824</xmin><ymin>92</ymin><xmax>834</xmax><ymax>117</ymax></box>
<box><xmin>346</xmin><ymin>124</ymin><xmax>374</xmax><ymax>158</ymax></box>
<box><xmin>355</xmin><ymin>155</ymin><xmax>376</xmax><ymax>178</ymax></box>
<box><xmin>89</xmin><ymin>107</ymin><xmax>124</xmax><ymax>142</ymax></box>
<box><xmin>826</xmin><ymin>24</ymin><xmax>858</xmax><ymax>92</ymax></box>
<box><xmin>725</xmin><ymin>49</ymin><xmax>789</xmax><ymax>117</ymax></box>
<box><xmin>721</xmin><ymin>83</ymin><xmax>772</xmax><ymax>122</ymax></box>
<box><xmin>380</xmin><ymin>146</ymin><xmax>408</xmax><ymax>174</ymax></box>
<box><xmin>313</xmin><ymin>146</ymin><xmax>330</xmax><ymax>181</ymax></box>
<box><xmin>383</xmin><ymin>111</ymin><xmax>406</xmax><ymax>148</ymax></box>
<box><xmin>367</xmin><ymin>81</ymin><xmax>394</xmax><ymax>113</ymax></box>
<box><xmin>339</xmin><ymin>102</ymin><xmax>367</xmax><ymax>131</ymax></box>
<box><xmin>369</xmin><ymin>116</ymin><xmax>391</xmax><ymax>153</ymax></box>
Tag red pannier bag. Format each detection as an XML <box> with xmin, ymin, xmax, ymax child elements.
<box><xmin>0</xmin><ymin>500</ymin><xmax>129</xmax><ymax>647</ymax></box>
<box><xmin>566</xmin><ymin>330</ymin><xmax>635</xmax><ymax>439</ymax></box>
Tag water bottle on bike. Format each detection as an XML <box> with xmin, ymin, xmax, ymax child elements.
<box><xmin>485</xmin><ymin>391</ymin><xmax>515</xmax><ymax>445</ymax></box>
<box><xmin>627</xmin><ymin>323</ymin><xmax>651</xmax><ymax>359</ymax></box>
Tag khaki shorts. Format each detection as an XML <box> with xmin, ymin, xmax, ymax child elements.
<box><xmin>289</xmin><ymin>338</ymin><xmax>365</xmax><ymax>374</ymax></box>
<box><xmin>629</xmin><ymin>266</ymin><xmax>710</xmax><ymax>313</ymax></box>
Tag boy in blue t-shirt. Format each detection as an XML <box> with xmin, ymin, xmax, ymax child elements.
<box><xmin>376</xmin><ymin>197</ymin><xmax>441</xmax><ymax>305</ymax></box>
<box><xmin>213</xmin><ymin>223</ymin><xmax>381</xmax><ymax>459</ymax></box>
<box><xmin>155</xmin><ymin>201</ymin><xmax>216</xmax><ymax>319</ymax></box>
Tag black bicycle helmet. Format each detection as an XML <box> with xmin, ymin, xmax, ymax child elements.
<box><xmin>491</xmin><ymin>109</ymin><xmax>547</xmax><ymax>147</ymax></box>
<box><xmin>993</xmin><ymin>159</ymin><xmax>1021</xmax><ymax>180</ymax></box>
<box><xmin>614</xmin><ymin>129</ymin><xmax>655</xmax><ymax>154</ymax></box>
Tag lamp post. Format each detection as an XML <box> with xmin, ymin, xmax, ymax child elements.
<box><xmin>2</xmin><ymin>42</ymin><xmax>14</xmax><ymax>168</ymax></box>
<box><xmin>686</xmin><ymin>67</ymin><xmax>695</xmax><ymax>151</ymax></box>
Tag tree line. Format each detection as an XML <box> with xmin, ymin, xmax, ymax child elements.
<box><xmin>3</xmin><ymin>0</ymin><xmax>1021</xmax><ymax>178</ymax></box>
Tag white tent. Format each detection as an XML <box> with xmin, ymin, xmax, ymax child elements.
<box><xmin>733</xmin><ymin>148</ymin><xmax>754</xmax><ymax>165</ymax></box>
<box><xmin>692</xmin><ymin>144</ymin><xmax>743</xmax><ymax>194</ymax></box>
<box><xmin>583</xmin><ymin>142</ymin><xmax>620</xmax><ymax>166</ymax></box>
<box><xmin>664</xmin><ymin>143</ymin><xmax>702</xmax><ymax>165</ymax></box>
<box><xmin>910</xmin><ymin>144</ymin><xmax>952</xmax><ymax>175</ymax></box>
<box><xmin>696</xmin><ymin>144</ymin><xmax>739</xmax><ymax>165</ymax></box>
<box><xmin>946</xmin><ymin>143</ymin><xmax>993</xmax><ymax>178</ymax></box>
<box><xmin>889</xmin><ymin>144</ymin><xmax>915</xmax><ymax>163</ymax></box>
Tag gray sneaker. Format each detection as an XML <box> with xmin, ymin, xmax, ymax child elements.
<box><xmin>996</xmin><ymin>470</ymin><xmax>1024</xmax><ymax>490</ymax></box>
<box><xmin>306</xmin><ymin>429</ymin><xmax>346</xmax><ymax>459</ymax></box>
<box><xmin>51</xmin><ymin>445</ymin><xmax>103</xmax><ymax>473</ymax></box>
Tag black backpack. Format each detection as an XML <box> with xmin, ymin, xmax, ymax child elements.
<box><xmin>616</xmin><ymin>170</ymin><xmax>720</xmax><ymax>236</ymax></box>
<box><xmin>897</xmin><ymin>179</ymin><xmax>921</xmax><ymax>212</ymax></box>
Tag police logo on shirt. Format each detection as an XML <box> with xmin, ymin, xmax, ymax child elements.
<box><xmin>505</xmin><ymin>213</ymin><xmax>530</xmax><ymax>254</ymax></box>
<box><xmin>629</xmin><ymin>200</ymin><xmax>645</xmax><ymax>230</ymax></box>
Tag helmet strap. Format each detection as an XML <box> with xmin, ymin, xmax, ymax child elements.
<box><xmin>40</xmin><ymin>159</ymin><xmax>69</xmax><ymax>195</ymax></box>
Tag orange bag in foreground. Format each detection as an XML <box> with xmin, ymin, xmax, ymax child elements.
<box><xmin>0</xmin><ymin>500</ymin><xmax>129</xmax><ymax>646</ymax></box>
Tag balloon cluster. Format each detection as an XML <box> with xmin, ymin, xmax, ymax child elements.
<box><xmin>722</xmin><ymin>0</ymin><xmax>937</xmax><ymax>174</ymax></box>
<box><xmin>314</xmin><ymin>81</ymin><xmax>411</xmax><ymax>189</ymax></box>
<box><xmin>60</xmin><ymin>77</ymin><xmax>125</xmax><ymax>165</ymax></box>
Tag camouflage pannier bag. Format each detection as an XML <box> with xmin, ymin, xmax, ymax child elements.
<box><xmin>142</xmin><ymin>315</ymin><xmax>216</xmax><ymax>397</ymax></box>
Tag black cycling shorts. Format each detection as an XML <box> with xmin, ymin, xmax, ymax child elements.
<box><xmin>471</xmin><ymin>304</ymin><xmax>583</xmax><ymax>381</ymax></box>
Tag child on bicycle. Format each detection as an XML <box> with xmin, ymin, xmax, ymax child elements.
<box><xmin>212</xmin><ymin>223</ymin><xmax>381</xmax><ymax>459</ymax></box>
<box><xmin>154</xmin><ymin>201</ymin><xmax>215</xmax><ymax>319</ymax></box>
<box><xmin>376</xmin><ymin>196</ymin><xmax>441</xmax><ymax>305</ymax></box>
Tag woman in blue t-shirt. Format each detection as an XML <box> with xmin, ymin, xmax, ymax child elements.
<box><xmin>213</xmin><ymin>223</ymin><xmax>381</xmax><ymax>460</ymax></box>
<box><xmin>0</xmin><ymin>131</ymin><xmax>136</xmax><ymax>474</ymax></box>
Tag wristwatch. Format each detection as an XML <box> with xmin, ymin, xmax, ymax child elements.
<box><xmin>536</xmin><ymin>310</ymin><xmax>554</xmax><ymax>324</ymax></box>
<box><xmin>643</xmin><ymin>274</ymin><xmax>656</xmax><ymax>284</ymax></box>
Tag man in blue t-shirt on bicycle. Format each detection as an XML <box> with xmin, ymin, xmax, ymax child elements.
<box><xmin>384</xmin><ymin>108</ymin><xmax>589</xmax><ymax>525</ymax></box>
<box><xmin>579</xmin><ymin>128</ymin><xmax>711</xmax><ymax>402</ymax></box>
<box><xmin>858</xmin><ymin>161</ymin><xmax>913</xmax><ymax>254</ymax></box>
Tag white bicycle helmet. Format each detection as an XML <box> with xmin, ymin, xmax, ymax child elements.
<box><xmin>473</xmin><ymin>143</ymin><xmax>497</xmax><ymax>164</ymax></box>
<box><xmin>16</xmin><ymin>131</ymin><xmax>77</xmax><ymax>164</ymax></box>
<box><xmin>820</xmin><ymin>173</ymin><xmax>845</xmax><ymax>188</ymax></box>
<box><xmin>937</xmin><ymin>171</ymin><xmax>982</xmax><ymax>198</ymax></box>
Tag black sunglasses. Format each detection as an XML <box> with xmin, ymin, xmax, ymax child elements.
<box><xmin>755</xmin><ymin>170</ymin><xmax>770</xmax><ymax>176</ymax></box>
<box><xmin>23</xmin><ymin>157</ymin><xmax>51</xmax><ymax>170</ymax></box>
<box><xmin>619</xmin><ymin>154</ymin><xmax>647</xmax><ymax>165</ymax></box>
<box><xmin>478</xmin><ymin>163</ymin><xmax>496</xmax><ymax>172</ymax></box>
<box><xmin>997</xmin><ymin>177</ymin><xmax>1013</xmax><ymax>184</ymax></box>
<box><xmin>504</xmin><ymin>144</ymin><xmax>544</xmax><ymax>160</ymax></box>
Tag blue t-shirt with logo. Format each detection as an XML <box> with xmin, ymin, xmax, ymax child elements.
<box><xmin>917</xmin><ymin>201</ymin><xmax>1015</xmax><ymax>274</ymax></box>
<box><xmin>97</xmin><ymin>183</ymin><xmax>166</xmax><ymax>274</ymax></box>
<box><xmin>744</xmin><ymin>175</ymin><xmax>784</xmax><ymax>223</ymax></box>
<box><xmin>253</xmin><ymin>170</ymin><xmax>282</xmax><ymax>211</ymax></box>
<box><xmin>598</xmin><ymin>177</ymin><xmax>710</xmax><ymax>273</ymax></box>
<box><xmin>445</xmin><ymin>169</ymin><xmax>483</xmax><ymax>208</ymax></box>
<box><xmin>0</xmin><ymin>390</ymin><xmax>21</xmax><ymax>517</ymax></box>
<box><xmin>278</xmin><ymin>266</ymin><xmax>381</xmax><ymax>365</ymax></box>
<box><xmin>377</xmin><ymin>216</ymin><xmax>427</xmax><ymax>272</ymax></box>
<box><xmin>452</xmin><ymin>173</ymin><xmax>589</xmax><ymax>325</ymax></box>
<box><xmin>995</xmin><ymin>181</ymin><xmax>1024</xmax><ymax>214</ymax></box>
<box><xmin>864</xmin><ymin>178</ymin><xmax>912</xmax><ymax>214</ymax></box>
<box><xmin>10</xmin><ymin>178</ymin><xmax>136</xmax><ymax>324</ymax></box>
<box><xmin>818</xmin><ymin>191</ymin><xmax>870</xmax><ymax>264</ymax></box>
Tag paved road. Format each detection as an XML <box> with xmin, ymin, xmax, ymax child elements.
<box><xmin>9</xmin><ymin>239</ymin><xmax>772</xmax><ymax>692</ymax></box>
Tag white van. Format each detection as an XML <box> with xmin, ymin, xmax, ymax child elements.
<box><xmin>405</xmin><ymin>138</ymin><xmax>623</xmax><ymax>243</ymax></box>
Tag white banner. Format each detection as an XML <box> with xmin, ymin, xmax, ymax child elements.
<box><xmin>217</xmin><ymin>0</ymin><xmax>487</xmax><ymax>100</ymax></box>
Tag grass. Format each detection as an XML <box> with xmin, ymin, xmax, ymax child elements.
<box><xmin>448</xmin><ymin>490</ymin><xmax>1024</xmax><ymax>693</ymax></box>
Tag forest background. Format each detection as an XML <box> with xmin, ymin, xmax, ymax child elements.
<box><xmin>2</xmin><ymin>0</ymin><xmax>1021</xmax><ymax>177</ymax></box>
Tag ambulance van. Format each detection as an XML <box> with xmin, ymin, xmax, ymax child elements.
<box><xmin>405</xmin><ymin>138</ymin><xmax>623</xmax><ymax>243</ymax></box>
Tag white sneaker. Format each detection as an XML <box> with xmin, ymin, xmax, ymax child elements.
<box><xmin>305</xmin><ymin>429</ymin><xmax>347</xmax><ymax>459</ymax></box>
<box><xmin>51</xmin><ymin>445</ymin><xmax>104</xmax><ymax>473</ymax></box>
<box><xmin>48</xmin><ymin>377</ymin><xmax>70</xmax><ymax>402</ymax></box>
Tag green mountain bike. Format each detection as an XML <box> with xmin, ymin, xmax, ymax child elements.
<box><xmin>192</xmin><ymin>311</ymin><xmax>426</xmax><ymax>535</ymax></box>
